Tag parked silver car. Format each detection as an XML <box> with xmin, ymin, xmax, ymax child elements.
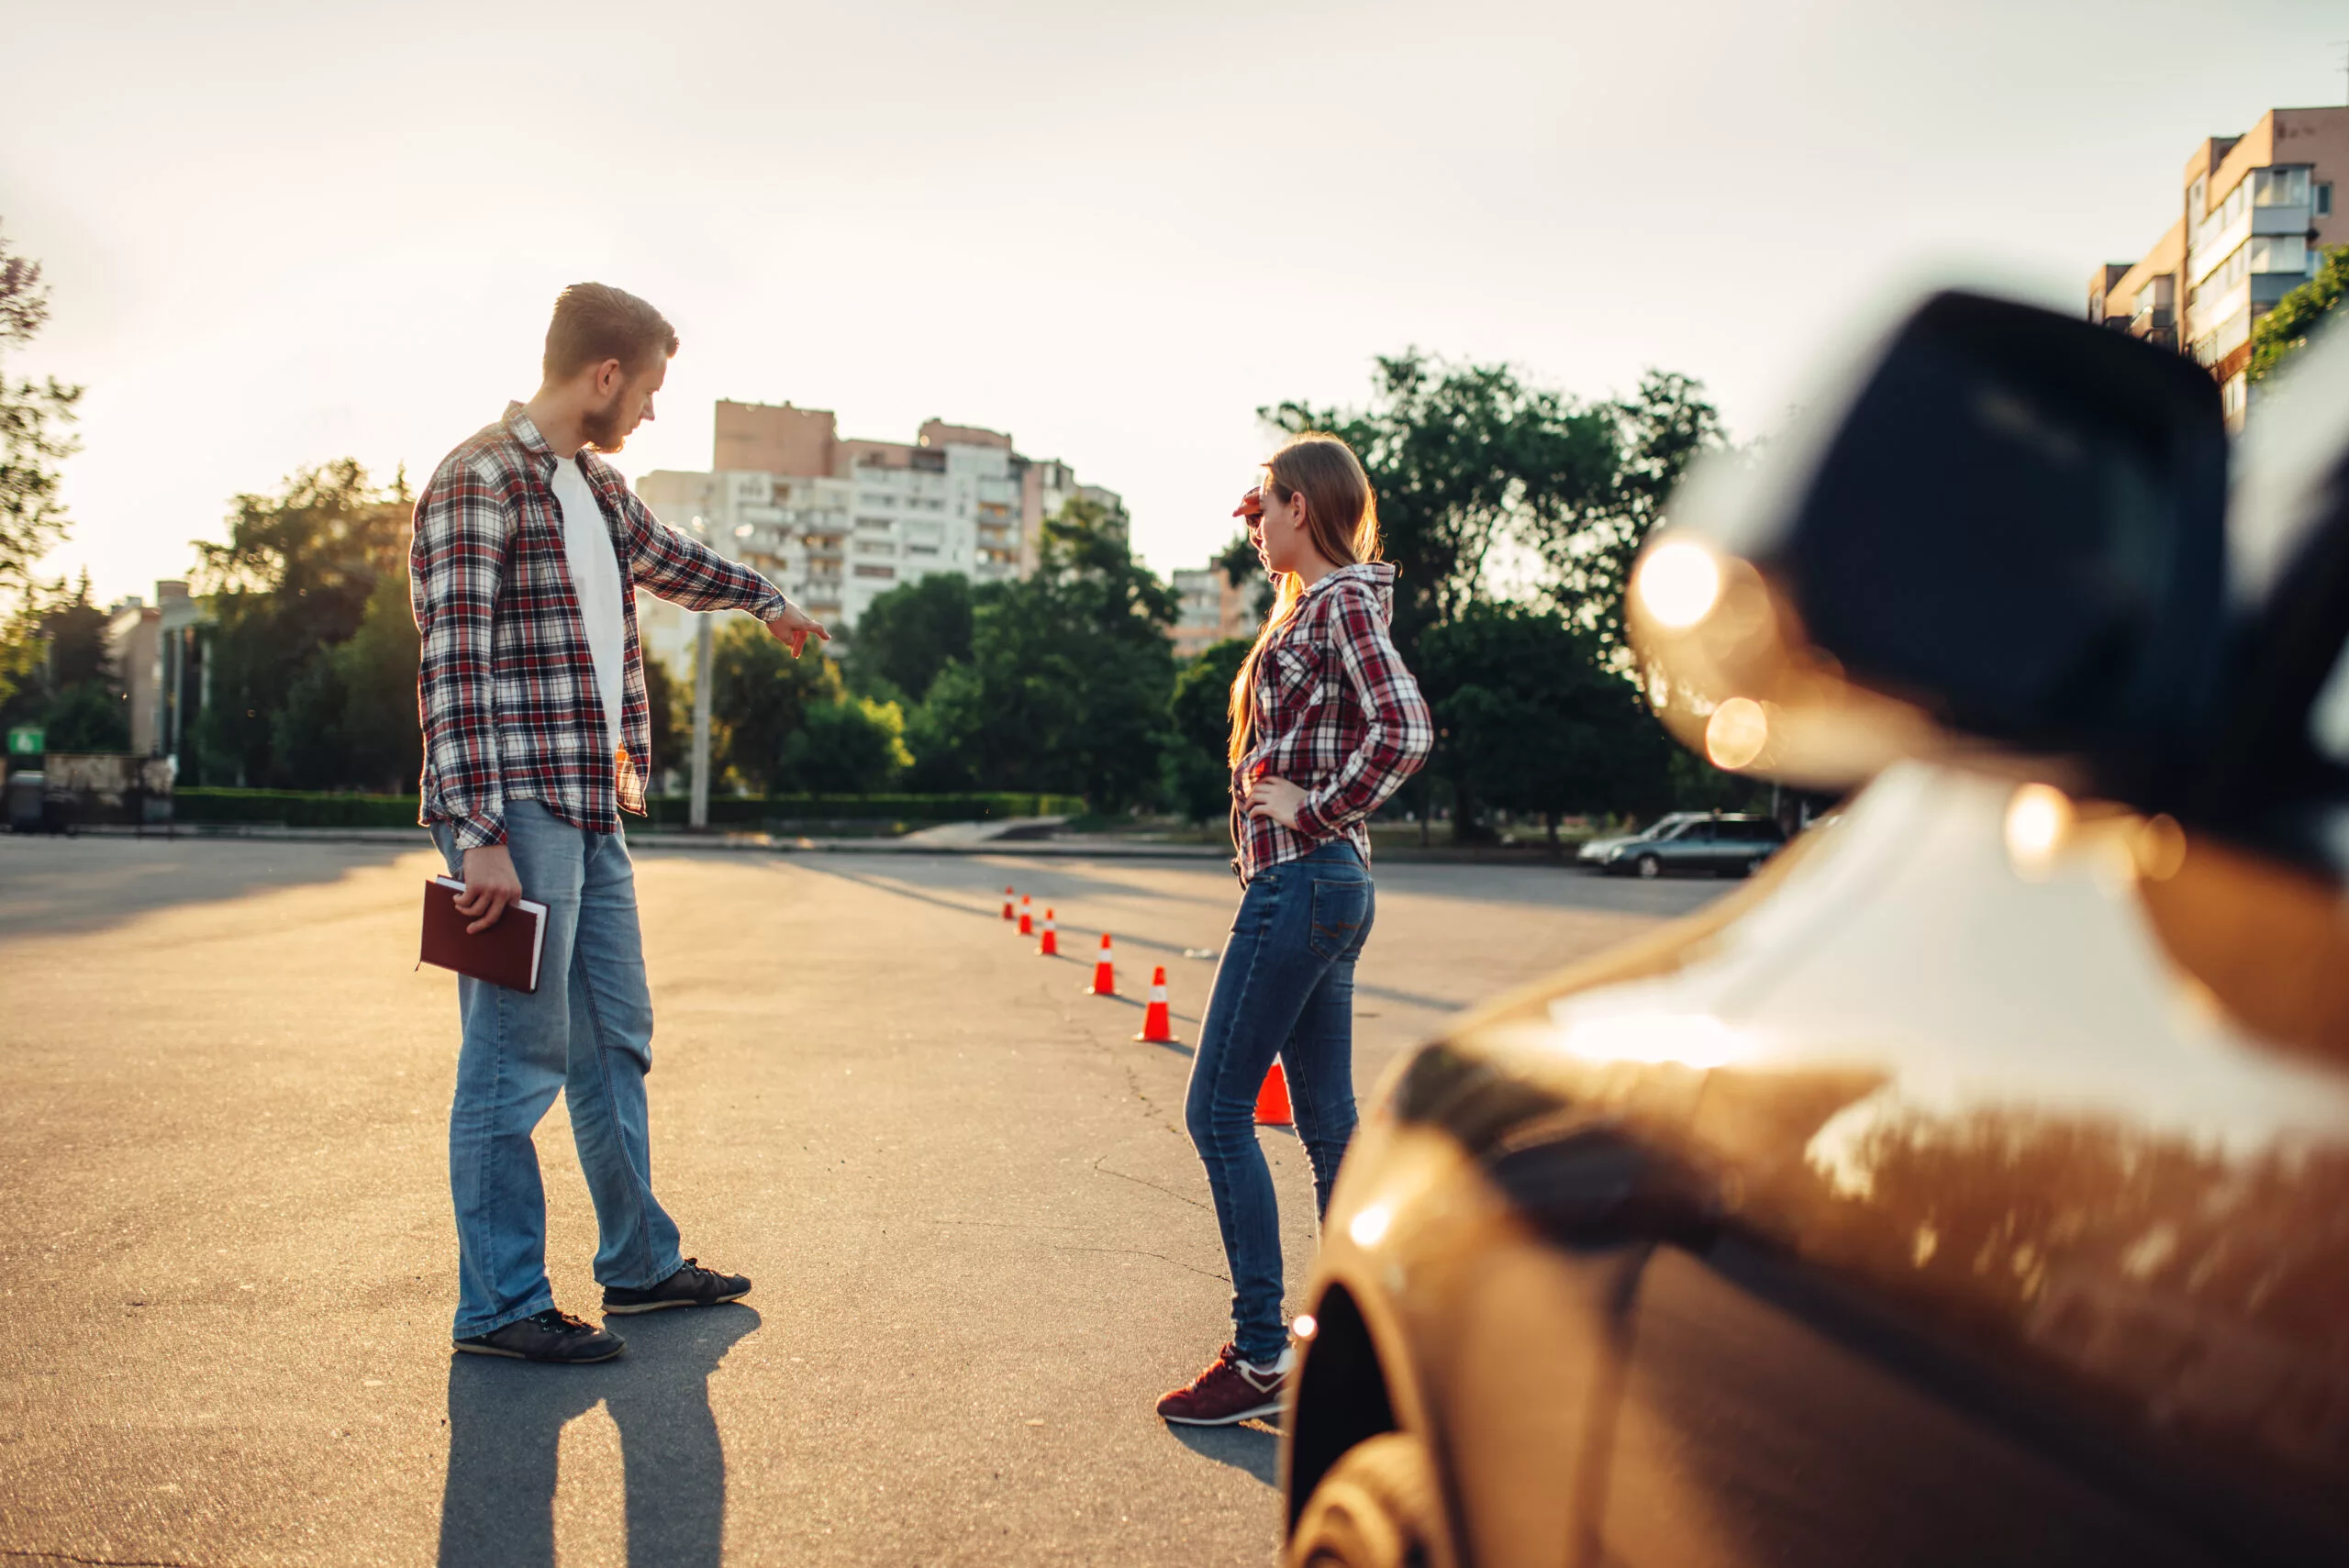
<box><xmin>1573</xmin><ymin>810</ymin><xmax>1709</xmax><ymax>866</ymax></box>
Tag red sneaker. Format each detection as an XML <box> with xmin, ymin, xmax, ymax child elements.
<box><xmin>1155</xmin><ymin>1342</ymin><xmax>1293</xmax><ymax>1426</ymax></box>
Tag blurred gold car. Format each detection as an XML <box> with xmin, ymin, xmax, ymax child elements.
<box><xmin>1282</xmin><ymin>292</ymin><xmax>2349</xmax><ymax>1567</ymax></box>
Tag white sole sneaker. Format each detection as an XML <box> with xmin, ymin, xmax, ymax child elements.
<box><xmin>601</xmin><ymin>1287</ymin><xmax>750</xmax><ymax>1316</ymax></box>
<box><xmin>1160</xmin><ymin>1396</ymin><xmax>1284</xmax><ymax>1427</ymax></box>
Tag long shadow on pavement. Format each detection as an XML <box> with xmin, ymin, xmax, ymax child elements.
<box><xmin>438</xmin><ymin>1306</ymin><xmax>760</xmax><ymax>1568</ymax></box>
<box><xmin>1168</xmin><ymin>1420</ymin><xmax>1281</xmax><ymax>1487</ymax></box>
<box><xmin>0</xmin><ymin>836</ymin><xmax>422</xmax><ymax>940</ymax></box>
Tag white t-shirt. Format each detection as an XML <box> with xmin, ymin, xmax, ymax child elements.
<box><xmin>550</xmin><ymin>456</ymin><xmax>628</xmax><ymax>756</ymax></box>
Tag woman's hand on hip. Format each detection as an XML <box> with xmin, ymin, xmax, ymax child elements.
<box><xmin>1244</xmin><ymin>774</ymin><xmax>1308</xmax><ymax>829</ymax></box>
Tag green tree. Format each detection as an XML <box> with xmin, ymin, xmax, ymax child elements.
<box><xmin>42</xmin><ymin>678</ymin><xmax>129</xmax><ymax>752</ymax></box>
<box><xmin>328</xmin><ymin>571</ymin><xmax>423</xmax><ymax>793</ymax></box>
<box><xmin>14</xmin><ymin>573</ymin><xmax>128</xmax><ymax>752</ymax></box>
<box><xmin>848</xmin><ymin>572</ymin><xmax>976</xmax><ymax>703</ymax></box>
<box><xmin>905</xmin><ymin>498</ymin><xmax>1178</xmax><ymax>807</ymax></box>
<box><xmin>41</xmin><ymin>570</ymin><xmax>111</xmax><ymax>688</ymax></box>
<box><xmin>192</xmin><ymin>460</ymin><xmax>411</xmax><ymax>786</ymax></box>
<box><xmin>1538</xmin><ymin>370</ymin><xmax>1728</xmax><ymax>651</ymax></box>
<box><xmin>707</xmin><ymin>617</ymin><xmax>845</xmax><ymax>792</ymax></box>
<box><xmin>0</xmin><ymin>221</ymin><xmax>83</xmax><ymax>602</ymax></box>
<box><xmin>640</xmin><ymin>649</ymin><xmax>688</xmax><ymax>786</ymax></box>
<box><xmin>1264</xmin><ymin>354</ymin><xmax>1621</xmax><ymax>840</ymax></box>
<box><xmin>2250</xmin><ymin>246</ymin><xmax>2349</xmax><ymax>384</ymax></box>
<box><xmin>0</xmin><ymin>591</ymin><xmax>43</xmax><ymax>728</ymax></box>
<box><xmin>1418</xmin><ymin>603</ymin><xmax>1675</xmax><ymax>843</ymax></box>
<box><xmin>1168</xmin><ymin>637</ymin><xmax>1250</xmax><ymax>822</ymax></box>
<box><xmin>1263</xmin><ymin>353</ymin><xmax>1620</xmax><ymax>670</ymax></box>
<box><xmin>271</xmin><ymin>657</ymin><xmax>350</xmax><ymax>789</ymax></box>
<box><xmin>779</xmin><ymin>695</ymin><xmax>912</xmax><ymax>794</ymax></box>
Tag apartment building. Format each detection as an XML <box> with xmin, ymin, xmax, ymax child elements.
<box><xmin>102</xmin><ymin>581</ymin><xmax>205</xmax><ymax>766</ymax></box>
<box><xmin>2090</xmin><ymin>106</ymin><xmax>2349</xmax><ymax>428</ymax></box>
<box><xmin>634</xmin><ymin>402</ymin><xmax>1126</xmax><ymax>662</ymax></box>
<box><xmin>1169</xmin><ymin>564</ymin><xmax>1268</xmax><ymax>660</ymax></box>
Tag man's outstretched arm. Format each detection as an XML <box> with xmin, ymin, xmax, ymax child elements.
<box><xmin>619</xmin><ymin>489</ymin><xmax>830</xmax><ymax>656</ymax></box>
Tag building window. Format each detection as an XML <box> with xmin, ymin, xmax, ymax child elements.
<box><xmin>2248</xmin><ymin>234</ymin><xmax>2308</xmax><ymax>275</ymax></box>
<box><xmin>2221</xmin><ymin>373</ymin><xmax>2248</xmax><ymax>420</ymax></box>
<box><xmin>2320</xmin><ymin>183</ymin><xmax>2335</xmax><ymax>218</ymax></box>
<box><xmin>2253</xmin><ymin>166</ymin><xmax>2310</xmax><ymax>207</ymax></box>
<box><xmin>854</xmin><ymin>564</ymin><xmax>896</xmax><ymax>581</ymax></box>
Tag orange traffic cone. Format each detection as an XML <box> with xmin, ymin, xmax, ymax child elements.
<box><xmin>1018</xmin><ymin>895</ymin><xmax>1033</xmax><ymax>937</ymax></box>
<box><xmin>1001</xmin><ymin>886</ymin><xmax>1016</xmax><ymax>920</ymax></box>
<box><xmin>1037</xmin><ymin>907</ymin><xmax>1059</xmax><ymax>957</ymax></box>
<box><xmin>1087</xmin><ymin>933</ymin><xmax>1116</xmax><ymax>995</ymax></box>
<box><xmin>1134</xmin><ymin>965</ymin><xmax>1177</xmax><ymax>1042</ymax></box>
<box><xmin>1255</xmin><ymin>1060</ymin><xmax>1293</xmax><ymax>1127</ymax></box>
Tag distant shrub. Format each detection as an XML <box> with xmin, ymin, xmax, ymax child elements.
<box><xmin>173</xmin><ymin>788</ymin><xmax>420</xmax><ymax>827</ymax></box>
<box><xmin>172</xmin><ymin>788</ymin><xmax>1085</xmax><ymax>829</ymax></box>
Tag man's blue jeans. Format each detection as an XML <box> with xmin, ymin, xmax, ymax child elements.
<box><xmin>1185</xmin><ymin>840</ymin><xmax>1374</xmax><ymax>1364</ymax></box>
<box><xmin>430</xmin><ymin>801</ymin><xmax>684</xmax><ymax>1339</ymax></box>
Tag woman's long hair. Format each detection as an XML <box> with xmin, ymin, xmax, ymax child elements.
<box><xmin>1226</xmin><ymin>432</ymin><xmax>1385</xmax><ymax>764</ymax></box>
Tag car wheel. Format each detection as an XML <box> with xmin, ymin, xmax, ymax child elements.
<box><xmin>1289</xmin><ymin>1432</ymin><xmax>1451</xmax><ymax>1568</ymax></box>
<box><xmin>1636</xmin><ymin>853</ymin><xmax>1662</xmax><ymax>879</ymax></box>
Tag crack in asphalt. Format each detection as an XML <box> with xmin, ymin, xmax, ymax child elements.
<box><xmin>1050</xmin><ymin>1244</ymin><xmax>1229</xmax><ymax>1284</ymax></box>
<box><xmin>1091</xmin><ymin>1154</ymin><xmax>1209</xmax><ymax>1211</ymax></box>
<box><xmin>1116</xmin><ymin>1059</ymin><xmax>1188</xmax><ymax>1139</ymax></box>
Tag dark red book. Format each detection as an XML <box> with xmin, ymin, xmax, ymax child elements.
<box><xmin>420</xmin><ymin>876</ymin><xmax>549</xmax><ymax>993</ymax></box>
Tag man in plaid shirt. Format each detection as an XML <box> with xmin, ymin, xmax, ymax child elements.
<box><xmin>413</xmin><ymin>283</ymin><xmax>827</xmax><ymax>1364</ymax></box>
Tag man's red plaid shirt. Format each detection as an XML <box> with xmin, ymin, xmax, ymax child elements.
<box><xmin>1230</xmin><ymin>562</ymin><xmax>1434</xmax><ymax>883</ymax></box>
<box><xmin>411</xmin><ymin>404</ymin><xmax>790</xmax><ymax>850</ymax></box>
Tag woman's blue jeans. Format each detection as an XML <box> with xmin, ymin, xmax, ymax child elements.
<box><xmin>1185</xmin><ymin>840</ymin><xmax>1374</xmax><ymax>1363</ymax></box>
<box><xmin>429</xmin><ymin>801</ymin><xmax>685</xmax><ymax>1339</ymax></box>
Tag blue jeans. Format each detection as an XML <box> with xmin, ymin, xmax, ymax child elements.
<box><xmin>429</xmin><ymin>800</ymin><xmax>684</xmax><ymax>1339</ymax></box>
<box><xmin>1185</xmin><ymin>840</ymin><xmax>1373</xmax><ymax>1363</ymax></box>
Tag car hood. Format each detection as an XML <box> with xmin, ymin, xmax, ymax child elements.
<box><xmin>1378</xmin><ymin>759</ymin><xmax>2349</xmax><ymax>1517</ymax></box>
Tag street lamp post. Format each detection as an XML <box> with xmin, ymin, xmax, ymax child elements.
<box><xmin>688</xmin><ymin>515</ymin><xmax>714</xmax><ymax>831</ymax></box>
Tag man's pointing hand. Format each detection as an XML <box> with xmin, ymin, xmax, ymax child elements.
<box><xmin>765</xmin><ymin>604</ymin><xmax>832</xmax><ymax>658</ymax></box>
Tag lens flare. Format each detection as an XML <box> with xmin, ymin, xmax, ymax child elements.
<box><xmin>2003</xmin><ymin>783</ymin><xmax>2073</xmax><ymax>875</ymax></box>
<box><xmin>1705</xmin><ymin>697</ymin><xmax>1769</xmax><ymax>769</ymax></box>
<box><xmin>2132</xmin><ymin>814</ymin><xmax>2188</xmax><ymax>882</ymax></box>
<box><xmin>1291</xmin><ymin>1313</ymin><xmax>1318</xmax><ymax>1341</ymax></box>
<box><xmin>1635</xmin><ymin>539</ymin><xmax>1722</xmax><ymax>629</ymax></box>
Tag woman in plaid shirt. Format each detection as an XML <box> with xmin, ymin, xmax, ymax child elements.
<box><xmin>1157</xmin><ymin>434</ymin><xmax>1434</xmax><ymax>1426</ymax></box>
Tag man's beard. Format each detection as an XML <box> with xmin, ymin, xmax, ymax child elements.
<box><xmin>580</xmin><ymin>389</ymin><xmax>633</xmax><ymax>453</ymax></box>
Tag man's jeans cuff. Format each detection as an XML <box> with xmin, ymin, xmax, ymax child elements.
<box><xmin>453</xmin><ymin>1290</ymin><xmax>557</xmax><ymax>1341</ymax></box>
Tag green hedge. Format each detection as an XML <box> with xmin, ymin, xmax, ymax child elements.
<box><xmin>641</xmin><ymin>792</ymin><xmax>1085</xmax><ymax>826</ymax></box>
<box><xmin>174</xmin><ymin>789</ymin><xmax>423</xmax><ymax>827</ymax></box>
<box><xmin>172</xmin><ymin>788</ymin><xmax>1085</xmax><ymax>828</ymax></box>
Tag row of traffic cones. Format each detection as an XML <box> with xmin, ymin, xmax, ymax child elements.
<box><xmin>999</xmin><ymin>884</ymin><xmax>1290</xmax><ymax>1126</ymax></box>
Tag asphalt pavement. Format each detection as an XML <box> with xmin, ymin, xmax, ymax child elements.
<box><xmin>0</xmin><ymin>834</ymin><xmax>1720</xmax><ymax>1567</ymax></box>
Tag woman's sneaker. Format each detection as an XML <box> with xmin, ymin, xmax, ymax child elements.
<box><xmin>453</xmin><ymin>1308</ymin><xmax>625</xmax><ymax>1363</ymax></box>
<box><xmin>601</xmin><ymin>1258</ymin><xmax>751</xmax><ymax>1315</ymax></box>
<box><xmin>1156</xmin><ymin>1343</ymin><xmax>1295</xmax><ymax>1426</ymax></box>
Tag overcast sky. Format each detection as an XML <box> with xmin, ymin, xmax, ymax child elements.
<box><xmin>6</xmin><ymin>0</ymin><xmax>2347</xmax><ymax>605</ymax></box>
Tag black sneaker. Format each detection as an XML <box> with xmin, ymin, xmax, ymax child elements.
<box><xmin>454</xmin><ymin>1308</ymin><xmax>625</xmax><ymax>1363</ymax></box>
<box><xmin>601</xmin><ymin>1257</ymin><xmax>751</xmax><ymax>1316</ymax></box>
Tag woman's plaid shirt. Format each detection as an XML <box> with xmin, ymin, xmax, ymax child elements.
<box><xmin>410</xmin><ymin>404</ymin><xmax>790</xmax><ymax>850</ymax></box>
<box><xmin>1230</xmin><ymin>562</ymin><xmax>1434</xmax><ymax>883</ymax></box>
